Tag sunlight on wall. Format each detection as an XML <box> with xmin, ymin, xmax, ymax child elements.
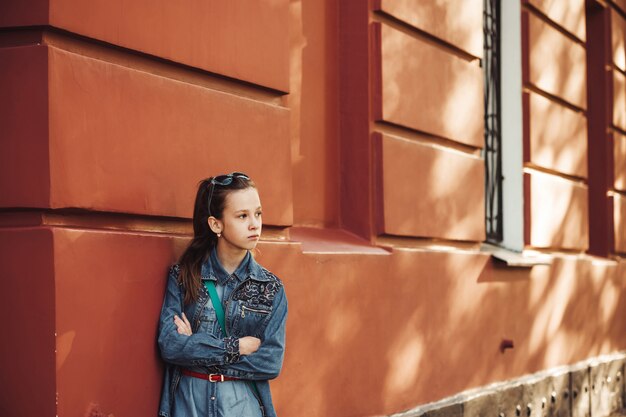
<box><xmin>592</xmin><ymin>261</ymin><xmax>620</xmax><ymax>323</ymax></box>
<box><xmin>529</xmin><ymin>92</ymin><xmax>587</xmax><ymax>178</ymax></box>
<box><xmin>528</xmin><ymin>0</ymin><xmax>586</xmax><ymax>40</ymax></box>
<box><xmin>614</xmin><ymin>39</ymin><xmax>625</xmax><ymax>71</ymax></box>
<box><xmin>527</xmin><ymin>261</ymin><xmax>573</xmax><ymax>356</ymax></box>
<box><xmin>612</xmin><ymin>9</ymin><xmax>626</xmax><ymax>71</ymax></box>
<box><xmin>615</xmin><ymin>132</ymin><xmax>626</xmax><ymax>191</ymax></box>
<box><xmin>614</xmin><ymin>194</ymin><xmax>626</xmax><ymax>253</ymax></box>
<box><xmin>443</xmin><ymin>75</ymin><xmax>484</xmax><ymax>145</ymax></box>
<box><xmin>324</xmin><ymin>305</ymin><xmax>360</xmax><ymax>345</ymax></box>
<box><xmin>378</xmin><ymin>0</ymin><xmax>483</xmax><ymax>58</ymax></box>
<box><xmin>56</xmin><ymin>330</ymin><xmax>76</xmax><ymax>371</ymax></box>
<box><xmin>544</xmin><ymin>333</ymin><xmax>575</xmax><ymax>365</ymax></box>
<box><xmin>380</xmin><ymin>23</ymin><xmax>483</xmax><ymax>147</ymax></box>
<box><xmin>383</xmin><ymin>331</ymin><xmax>425</xmax><ymax>402</ymax></box>
<box><xmin>529</xmin><ymin>171</ymin><xmax>588</xmax><ymax>249</ymax></box>
<box><xmin>529</xmin><ymin>14</ymin><xmax>586</xmax><ymax>108</ymax></box>
<box><xmin>614</xmin><ymin>70</ymin><xmax>626</xmax><ymax>130</ymax></box>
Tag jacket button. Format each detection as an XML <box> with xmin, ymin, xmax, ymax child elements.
<box><xmin>211</xmin><ymin>396</ymin><xmax>216</xmax><ymax>401</ymax></box>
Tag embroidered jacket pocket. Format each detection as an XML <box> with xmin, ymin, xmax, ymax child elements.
<box><xmin>240</xmin><ymin>305</ymin><xmax>271</xmax><ymax>318</ymax></box>
<box><xmin>234</xmin><ymin>303</ymin><xmax>271</xmax><ymax>338</ymax></box>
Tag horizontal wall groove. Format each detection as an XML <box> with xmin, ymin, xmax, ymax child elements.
<box><xmin>374</xmin><ymin>121</ymin><xmax>483</xmax><ymax>156</ymax></box>
<box><xmin>0</xmin><ymin>27</ymin><xmax>44</xmax><ymax>47</ymax></box>
<box><xmin>612</xmin><ymin>189</ymin><xmax>626</xmax><ymax>198</ymax></box>
<box><xmin>371</xmin><ymin>11</ymin><xmax>481</xmax><ymax>63</ymax></box>
<box><xmin>0</xmin><ymin>26</ymin><xmax>286</xmax><ymax>106</ymax></box>
<box><xmin>523</xmin><ymin>165</ymin><xmax>588</xmax><ymax>184</ymax></box>
<box><xmin>0</xmin><ymin>208</ymin><xmax>191</xmax><ymax>235</ymax></box>
<box><xmin>612</xmin><ymin>124</ymin><xmax>626</xmax><ymax>136</ymax></box>
<box><xmin>610</xmin><ymin>1</ymin><xmax>626</xmax><ymax>21</ymax></box>
<box><xmin>613</xmin><ymin>63</ymin><xmax>626</xmax><ymax>77</ymax></box>
<box><xmin>523</xmin><ymin>85</ymin><xmax>586</xmax><ymax>114</ymax></box>
<box><xmin>522</xmin><ymin>3</ymin><xmax>586</xmax><ymax>45</ymax></box>
<box><xmin>0</xmin><ymin>209</ymin><xmax>290</xmax><ymax>241</ymax></box>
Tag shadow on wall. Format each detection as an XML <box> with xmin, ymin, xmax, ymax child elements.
<box><xmin>258</xmin><ymin>73</ymin><xmax>622</xmax><ymax>411</ymax></box>
<box><xmin>7</xmin><ymin>227</ymin><xmax>625</xmax><ymax>417</ymax></box>
<box><xmin>265</xmin><ymin>246</ymin><xmax>626</xmax><ymax>417</ymax></box>
<box><xmin>379</xmin><ymin>16</ymin><xmax>484</xmax><ymax>148</ymax></box>
<box><xmin>529</xmin><ymin>172</ymin><xmax>588</xmax><ymax>250</ymax></box>
<box><xmin>376</xmin><ymin>134</ymin><xmax>485</xmax><ymax>241</ymax></box>
<box><xmin>55</xmin><ymin>3</ymin><xmax>621</xmax><ymax>417</ymax></box>
<box><xmin>528</xmin><ymin>10</ymin><xmax>586</xmax><ymax>110</ymax></box>
<box><xmin>529</xmin><ymin>92</ymin><xmax>587</xmax><ymax>178</ymax></box>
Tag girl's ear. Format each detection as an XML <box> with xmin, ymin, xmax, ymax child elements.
<box><xmin>207</xmin><ymin>216</ymin><xmax>222</xmax><ymax>235</ymax></box>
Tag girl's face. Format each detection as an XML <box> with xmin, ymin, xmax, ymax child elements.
<box><xmin>214</xmin><ymin>187</ymin><xmax>262</xmax><ymax>253</ymax></box>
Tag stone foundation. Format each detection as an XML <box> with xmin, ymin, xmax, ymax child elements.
<box><xmin>391</xmin><ymin>353</ymin><xmax>626</xmax><ymax>417</ymax></box>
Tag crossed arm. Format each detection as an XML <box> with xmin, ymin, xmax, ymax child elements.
<box><xmin>174</xmin><ymin>312</ymin><xmax>261</xmax><ymax>355</ymax></box>
<box><xmin>158</xmin><ymin>269</ymin><xmax>288</xmax><ymax>380</ymax></box>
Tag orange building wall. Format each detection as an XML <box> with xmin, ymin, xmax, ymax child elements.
<box><xmin>522</xmin><ymin>2</ymin><xmax>589</xmax><ymax>251</ymax></box>
<box><xmin>1</xmin><ymin>1</ymin><xmax>626</xmax><ymax>417</ymax></box>
<box><xmin>371</xmin><ymin>0</ymin><xmax>486</xmax><ymax>242</ymax></box>
<box><xmin>288</xmin><ymin>0</ymin><xmax>340</xmax><ymax>227</ymax></box>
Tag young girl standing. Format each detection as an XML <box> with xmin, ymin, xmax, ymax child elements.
<box><xmin>158</xmin><ymin>173</ymin><xmax>288</xmax><ymax>417</ymax></box>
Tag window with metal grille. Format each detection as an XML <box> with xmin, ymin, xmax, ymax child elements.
<box><xmin>483</xmin><ymin>0</ymin><xmax>503</xmax><ymax>243</ymax></box>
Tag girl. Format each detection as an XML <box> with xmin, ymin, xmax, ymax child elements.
<box><xmin>157</xmin><ymin>173</ymin><xmax>288</xmax><ymax>417</ymax></box>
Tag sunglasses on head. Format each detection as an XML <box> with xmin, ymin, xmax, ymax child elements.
<box><xmin>207</xmin><ymin>172</ymin><xmax>250</xmax><ymax>216</ymax></box>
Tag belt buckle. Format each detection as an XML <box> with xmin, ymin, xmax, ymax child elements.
<box><xmin>209</xmin><ymin>373</ymin><xmax>224</xmax><ymax>382</ymax></box>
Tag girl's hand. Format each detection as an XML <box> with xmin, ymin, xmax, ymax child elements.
<box><xmin>238</xmin><ymin>336</ymin><xmax>261</xmax><ymax>355</ymax></box>
<box><xmin>174</xmin><ymin>313</ymin><xmax>192</xmax><ymax>336</ymax></box>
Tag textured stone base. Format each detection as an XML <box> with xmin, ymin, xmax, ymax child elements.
<box><xmin>391</xmin><ymin>353</ymin><xmax>626</xmax><ymax>417</ymax></box>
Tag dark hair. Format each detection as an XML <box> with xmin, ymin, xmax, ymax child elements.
<box><xmin>178</xmin><ymin>174</ymin><xmax>256</xmax><ymax>304</ymax></box>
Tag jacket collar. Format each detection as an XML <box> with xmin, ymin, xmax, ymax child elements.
<box><xmin>200</xmin><ymin>248</ymin><xmax>269</xmax><ymax>284</ymax></box>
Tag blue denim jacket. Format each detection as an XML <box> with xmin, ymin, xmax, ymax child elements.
<box><xmin>157</xmin><ymin>251</ymin><xmax>288</xmax><ymax>417</ymax></box>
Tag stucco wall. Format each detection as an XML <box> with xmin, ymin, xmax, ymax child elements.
<box><xmin>0</xmin><ymin>1</ymin><xmax>625</xmax><ymax>416</ymax></box>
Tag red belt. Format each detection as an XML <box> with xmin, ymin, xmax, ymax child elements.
<box><xmin>182</xmin><ymin>369</ymin><xmax>239</xmax><ymax>382</ymax></box>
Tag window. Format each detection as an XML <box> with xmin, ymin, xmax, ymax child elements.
<box><xmin>483</xmin><ymin>0</ymin><xmax>525</xmax><ymax>253</ymax></box>
<box><xmin>483</xmin><ymin>0</ymin><xmax>503</xmax><ymax>243</ymax></box>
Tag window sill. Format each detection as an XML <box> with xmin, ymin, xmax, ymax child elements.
<box><xmin>481</xmin><ymin>243</ymin><xmax>554</xmax><ymax>267</ymax></box>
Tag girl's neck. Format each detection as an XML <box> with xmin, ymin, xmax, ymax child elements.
<box><xmin>215</xmin><ymin>243</ymin><xmax>247</xmax><ymax>275</ymax></box>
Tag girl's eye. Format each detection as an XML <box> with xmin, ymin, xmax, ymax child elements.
<box><xmin>238</xmin><ymin>214</ymin><xmax>247</xmax><ymax>219</ymax></box>
<box><xmin>256</xmin><ymin>211</ymin><xmax>262</xmax><ymax>217</ymax></box>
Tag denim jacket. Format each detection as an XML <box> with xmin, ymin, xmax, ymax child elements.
<box><xmin>157</xmin><ymin>252</ymin><xmax>288</xmax><ymax>417</ymax></box>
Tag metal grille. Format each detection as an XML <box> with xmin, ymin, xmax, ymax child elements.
<box><xmin>483</xmin><ymin>0</ymin><xmax>503</xmax><ymax>243</ymax></box>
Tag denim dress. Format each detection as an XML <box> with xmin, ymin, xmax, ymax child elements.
<box><xmin>173</xmin><ymin>251</ymin><xmax>262</xmax><ymax>417</ymax></box>
<box><xmin>158</xmin><ymin>249</ymin><xmax>288</xmax><ymax>417</ymax></box>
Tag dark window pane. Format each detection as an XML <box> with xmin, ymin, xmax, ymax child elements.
<box><xmin>484</xmin><ymin>0</ymin><xmax>503</xmax><ymax>243</ymax></box>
